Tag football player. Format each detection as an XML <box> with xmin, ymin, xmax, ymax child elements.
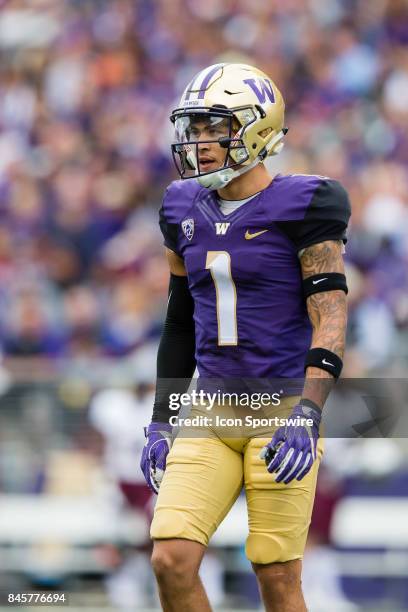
<box><xmin>141</xmin><ymin>63</ymin><xmax>350</xmax><ymax>612</ymax></box>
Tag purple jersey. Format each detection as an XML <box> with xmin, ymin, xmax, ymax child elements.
<box><xmin>159</xmin><ymin>174</ymin><xmax>350</xmax><ymax>379</ymax></box>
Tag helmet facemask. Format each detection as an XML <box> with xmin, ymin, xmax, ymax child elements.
<box><xmin>171</xmin><ymin>107</ymin><xmax>258</xmax><ymax>188</ymax></box>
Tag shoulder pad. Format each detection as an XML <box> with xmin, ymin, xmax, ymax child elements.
<box><xmin>273</xmin><ymin>176</ymin><xmax>351</xmax><ymax>251</ymax></box>
<box><xmin>161</xmin><ymin>180</ymin><xmax>205</xmax><ymax>224</ymax></box>
<box><xmin>305</xmin><ymin>177</ymin><xmax>351</xmax><ymax>224</ymax></box>
<box><xmin>264</xmin><ymin>174</ymin><xmax>323</xmax><ymax>222</ymax></box>
<box><xmin>265</xmin><ymin>174</ymin><xmax>350</xmax><ymax>224</ymax></box>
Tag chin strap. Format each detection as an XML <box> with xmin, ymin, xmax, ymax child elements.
<box><xmin>197</xmin><ymin>156</ymin><xmax>260</xmax><ymax>189</ymax></box>
<box><xmin>197</xmin><ymin>129</ymin><xmax>286</xmax><ymax>191</ymax></box>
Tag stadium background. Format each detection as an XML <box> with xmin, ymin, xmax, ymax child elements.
<box><xmin>0</xmin><ymin>0</ymin><xmax>408</xmax><ymax>610</ymax></box>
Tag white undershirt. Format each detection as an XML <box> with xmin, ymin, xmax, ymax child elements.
<box><xmin>217</xmin><ymin>193</ymin><xmax>259</xmax><ymax>216</ymax></box>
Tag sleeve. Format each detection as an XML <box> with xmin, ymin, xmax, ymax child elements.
<box><xmin>152</xmin><ymin>274</ymin><xmax>196</xmax><ymax>423</ymax></box>
<box><xmin>277</xmin><ymin>179</ymin><xmax>351</xmax><ymax>253</ymax></box>
<box><xmin>159</xmin><ymin>205</ymin><xmax>181</xmax><ymax>256</ymax></box>
<box><xmin>159</xmin><ymin>185</ymin><xmax>182</xmax><ymax>256</ymax></box>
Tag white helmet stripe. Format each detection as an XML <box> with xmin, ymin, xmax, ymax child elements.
<box><xmin>183</xmin><ymin>69</ymin><xmax>207</xmax><ymax>101</ymax></box>
<box><xmin>184</xmin><ymin>63</ymin><xmax>226</xmax><ymax>101</ymax></box>
<box><xmin>196</xmin><ymin>63</ymin><xmax>226</xmax><ymax>100</ymax></box>
<box><xmin>182</xmin><ymin>77</ymin><xmax>196</xmax><ymax>102</ymax></box>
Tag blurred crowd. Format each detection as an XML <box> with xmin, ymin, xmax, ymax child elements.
<box><xmin>1</xmin><ymin>0</ymin><xmax>408</xmax><ymax>373</ymax></box>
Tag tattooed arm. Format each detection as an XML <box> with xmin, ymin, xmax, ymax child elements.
<box><xmin>260</xmin><ymin>239</ymin><xmax>347</xmax><ymax>482</ymax></box>
<box><xmin>299</xmin><ymin>240</ymin><xmax>347</xmax><ymax>408</ymax></box>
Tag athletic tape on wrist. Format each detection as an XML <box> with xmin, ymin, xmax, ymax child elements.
<box><xmin>299</xmin><ymin>398</ymin><xmax>322</xmax><ymax>414</ymax></box>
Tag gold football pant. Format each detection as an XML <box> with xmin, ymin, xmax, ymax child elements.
<box><xmin>150</xmin><ymin>397</ymin><xmax>323</xmax><ymax>564</ymax></box>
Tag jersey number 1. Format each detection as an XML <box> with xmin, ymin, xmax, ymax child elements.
<box><xmin>206</xmin><ymin>251</ymin><xmax>238</xmax><ymax>346</ymax></box>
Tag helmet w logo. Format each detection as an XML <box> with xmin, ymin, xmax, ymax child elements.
<box><xmin>215</xmin><ymin>222</ymin><xmax>230</xmax><ymax>235</ymax></box>
<box><xmin>243</xmin><ymin>78</ymin><xmax>275</xmax><ymax>104</ymax></box>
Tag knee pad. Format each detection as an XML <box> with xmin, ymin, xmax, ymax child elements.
<box><xmin>246</xmin><ymin>533</ymin><xmax>302</xmax><ymax>564</ymax></box>
<box><xmin>151</xmin><ymin>509</ymin><xmax>189</xmax><ymax>540</ymax></box>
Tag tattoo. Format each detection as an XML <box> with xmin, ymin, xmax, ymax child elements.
<box><xmin>300</xmin><ymin>240</ymin><xmax>344</xmax><ymax>277</ymax></box>
<box><xmin>306</xmin><ymin>290</ymin><xmax>347</xmax><ymax>357</ymax></box>
<box><xmin>300</xmin><ymin>241</ymin><xmax>347</xmax><ymax>395</ymax></box>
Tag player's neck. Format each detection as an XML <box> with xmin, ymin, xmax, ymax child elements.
<box><xmin>217</xmin><ymin>163</ymin><xmax>273</xmax><ymax>201</ymax></box>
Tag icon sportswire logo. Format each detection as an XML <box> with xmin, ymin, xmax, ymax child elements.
<box><xmin>245</xmin><ymin>229</ymin><xmax>269</xmax><ymax>240</ymax></box>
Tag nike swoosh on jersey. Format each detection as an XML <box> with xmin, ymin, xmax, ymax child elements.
<box><xmin>245</xmin><ymin>229</ymin><xmax>269</xmax><ymax>240</ymax></box>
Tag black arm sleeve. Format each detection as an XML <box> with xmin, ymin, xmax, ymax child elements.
<box><xmin>276</xmin><ymin>179</ymin><xmax>351</xmax><ymax>252</ymax></box>
<box><xmin>152</xmin><ymin>274</ymin><xmax>196</xmax><ymax>423</ymax></box>
<box><xmin>159</xmin><ymin>205</ymin><xmax>181</xmax><ymax>256</ymax></box>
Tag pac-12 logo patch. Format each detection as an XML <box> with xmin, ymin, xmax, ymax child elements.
<box><xmin>182</xmin><ymin>218</ymin><xmax>194</xmax><ymax>240</ymax></box>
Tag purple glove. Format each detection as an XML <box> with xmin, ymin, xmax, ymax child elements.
<box><xmin>140</xmin><ymin>422</ymin><xmax>173</xmax><ymax>494</ymax></box>
<box><xmin>260</xmin><ymin>402</ymin><xmax>321</xmax><ymax>484</ymax></box>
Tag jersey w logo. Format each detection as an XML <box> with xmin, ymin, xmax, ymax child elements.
<box><xmin>215</xmin><ymin>222</ymin><xmax>230</xmax><ymax>235</ymax></box>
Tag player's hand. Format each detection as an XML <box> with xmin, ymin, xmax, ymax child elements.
<box><xmin>259</xmin><ymin>403</ymin><xmax>321</xmax><ymax>484</ymax></box>
<box><xmin>140</xmin><ymin>422</ymin><xmax>173</xmax><ymax>494</ymax></box>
